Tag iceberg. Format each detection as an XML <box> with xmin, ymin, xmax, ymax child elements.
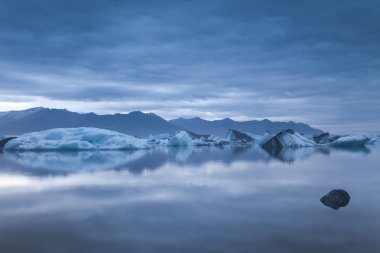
<box><xmin>249</xmin><ymin>132</ymin><xmax>275</xmax><ymax>146</ymax></box>
<box><xmin>313</xmin><ymin>132</ymin><xmax>341</xmax><ymax>144</ymax></box>
<box><xmin>314</xmin><ymin>132</ymin><xmax>373</xmax><ymax>147</ymax></box>
<box><xmin>261</xmin><ymin>129</ymin><xmax>317</xmax><ymax>149</ymax></box>
<box><xmin>0</xmin><ymin>136</ymin><xmax>17</xmax><ymax>151</ymax></box>
<box><xmin>365</xmin><ymin>134</ymin><xmax>380</xmax><ymax>144</ymax></box>
<box><xmin>4</xmin><ymin>127</ymin><xmax>149</xmax><ymax>151</ymax></box>
<box><xmin>227</xmin><ymin>129</ymin><xmax>254</xmax><ymax>144</ymax></box>
<box><xmin>3</xmin><ymin>127</ymin><xmax>375</xmax><ymax>152</ymax></box>
<box><xmin>147</xmin><ymin>133</ymin><xmax>171</xmax><ymax>146</ymax></box>
<box><xmin>328</xmin><ymin>134</ymin><xmax>371</xmax><ymax>147</ymax></box>
<box><xmin>261</xmin><ymin>129</ymin><xmax>373</xmax><ymax>149</ymax></box>
<box><xmin>168</xmin><ymin>131</ymin><xmax>196</xmax><ymax>146</ymax></box>
<box><xmin>167</xmin><ymin>131</ymin><xmax>225</xmax><ymax>146</ymax></box>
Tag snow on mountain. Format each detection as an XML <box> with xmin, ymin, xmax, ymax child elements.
<box><xmin>4</xmin><ymin>128</ymin><xmax>149</xmax><ymax>151</ymax></box>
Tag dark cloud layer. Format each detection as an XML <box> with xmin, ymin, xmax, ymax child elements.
<box><xmin>0</xmin><ymin>0</ymin><xmax>379</xmax><ymax>133</ymax></box>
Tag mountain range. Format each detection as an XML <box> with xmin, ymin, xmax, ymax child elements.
<box><xmin>0</xmin><ymin>107</ymin><xmax>180</xmax><ymax>138</ymax></box>
<box><xmin>170</xmin><ymin>117</ymin><xmax>322</xmax><ymax>136</ymax></box>
<box><xmin>0</xmin><ymin>107</ymin><xmax>322</xmax><ymax>137</ymax></box>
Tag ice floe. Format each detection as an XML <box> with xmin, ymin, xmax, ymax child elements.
<box><xmin>4</xmin><ymin>128</ymin><xmax>149</xmax><ymax>151</ymax></box>
<box><xmin>2</xmin><ymin>127</ymin><xmax>377</xmax><ymax>151</ymax></box>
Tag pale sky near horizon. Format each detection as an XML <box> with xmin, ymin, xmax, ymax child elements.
<box><xmin>0</xmin><ymin>0</ymin><xmax>379</xmax><ymax>133</ymax></box>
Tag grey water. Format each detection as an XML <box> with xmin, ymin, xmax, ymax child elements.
<box><xmin>0</xmin><ymin>144</ymin><xmax>379</xmax><ymax>253</ymax></box>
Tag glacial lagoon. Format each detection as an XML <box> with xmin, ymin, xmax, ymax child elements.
<box><xmin>0</xmin><ymin>144</ymin><xmax>379</xmax><ymax>253</ymax></box>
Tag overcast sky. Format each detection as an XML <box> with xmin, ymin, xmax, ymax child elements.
<box><xmin>0</xmin><ymin>0</ymin><xmax>379</xmax><ymax>133</ymax></box>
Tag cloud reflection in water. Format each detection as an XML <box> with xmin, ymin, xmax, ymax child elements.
<box><xmin>0</xmin><ymin>145</ymin><xmax>378</xmax><ymax>252</ymax></box>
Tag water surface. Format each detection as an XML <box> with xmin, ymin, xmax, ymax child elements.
<box><xmin>0</xmin><ymin>145</ymin><xmax>379</xmax><ymax>253</ymax></box>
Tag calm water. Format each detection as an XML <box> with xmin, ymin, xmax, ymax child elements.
<box><xmin>0</xmin><ymin>144</ymin><xmax>379</xmax><ymax>253</ymax></box>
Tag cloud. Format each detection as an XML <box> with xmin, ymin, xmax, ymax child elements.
<box><xmin>0</xmin><ymin>0</ymin><xmax>379</xmax><ymax>132</ymax></box>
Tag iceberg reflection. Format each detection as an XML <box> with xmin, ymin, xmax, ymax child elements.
<box><xmin>0</xmin><ymin>145</ymin><xmax>379</xmax><ymax>253</ymax></box>
<box><xmin>1</xmin><ymin>150</ymin><xmax>147</xmax><ymax>173</ymax></box>
<box><xmin>0</xmin><ymin>145</ymin><xmax>374</xmax><ymax>176</ymax></box>
<box><xmin>262</xmin><ymin>146</ymin><xmax>329</xmax><ymax>163</ymax></box>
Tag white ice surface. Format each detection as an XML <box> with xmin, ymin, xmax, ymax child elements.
<box><xmin>328</xmin><ymin>134</ymin><xmax>371</xmax><ymax>147</ymax></box>
<box><xmin>4</xmin><ymin>128</ymin><xmax>149</xmax><ymax>151</ymax></box>
<box><xmin>4</xmin><ymin>127</ymin><xmax>376</xmax><ymax>151</ymax></box>
<box><xmin>168</xmin><ymin>131</ymin><xmax>209</xmax><ymax>146</ymax></box>
<box><xmin>256</xmin><ymin>133</ymin><xmax>275</xmax><ymax>146</ymax></box>
<box><xmin>278</xmin><ymin>132</ymin><xmax>317</xmax><ymax>147</ymax></box>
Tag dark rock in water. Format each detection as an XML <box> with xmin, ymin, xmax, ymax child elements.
<box><xmin>313</xmin><ymin>132</ymin><xmax>341</xmax><ymax>144</ymax></box>
<box><xmin>227</xmin><ymin>129</ymin><xmax>253</xmax><ymax>144</ymax></box>
<box><xmin>0</xmin><ymin>137</ymin><xmax>17</xmax><ymax>151</ymax></box>
<box><xmin>320</xmin><ymin>189</ymin><xmax>350</xmax><ymax>210</ymax></box>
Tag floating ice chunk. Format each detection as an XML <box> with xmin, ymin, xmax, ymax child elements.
<box><xmin>166</xmin><ymin>131</ymin><xmax>226</xmax><ymax>146</ymax></box>
<box><xmin>256</xmin><ymin>133</ymin><xmax>275</xmax><ymax>146</ymax></box>
<box><xmin>168</xmin><ymin>131</ymin><xmax>205</xmax><ymax>146</ymax></box>
<box><xmin>4</xmin><ymin>128</ymin><xmax>149</xmax><ymax>151</ymax></box>
<box><xmin>364</xmin><ymin>134</ymin><xmax>380</xmax><ymax>144</ymax></box>
<box><xmin>207</xmin><ymin>135</ymin><xmax>228</xmax><ymax>145</ymax></box>
<box><xmin>167</xmin><ymin>131</ymin><xmax>193</xmax><ymax>146</ymax></box>
<box><xmin>328</xmin><ymin>134</ymin><xmax>371</xmax><ymax>147</ymax></box>
<box><xmin>0</xmin><ymin>136</ymin><xmax>17</xmax><ymax>151</ymax></box>
<box><xmin>313</xmin><ymin>132</ymin><xmax>341</xmax><ymax>144</ymax></box>
<box><xmin>147</xmin><ymin>133</ymin><xmax>171</xmax><ymax>146</ymax></box>
<box><xmin>262</xmin><ymin>129</ymin><xmax>317</xmax><ymax>149</ymax></box>
<box><xmin>281</xmin><ymin>131</ymin><xmax>317</xmax><ymax>147</ymax></box>
<box><xmin>227</xmin><ymin>129</ymin><xmax>253</xmax><ymax>144</ymax></box>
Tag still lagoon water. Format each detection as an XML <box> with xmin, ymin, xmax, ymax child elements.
<box><xmin>0</xmin><ymin>144</ymin><xmax>379</xmax><ymax>253</ymax></box>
